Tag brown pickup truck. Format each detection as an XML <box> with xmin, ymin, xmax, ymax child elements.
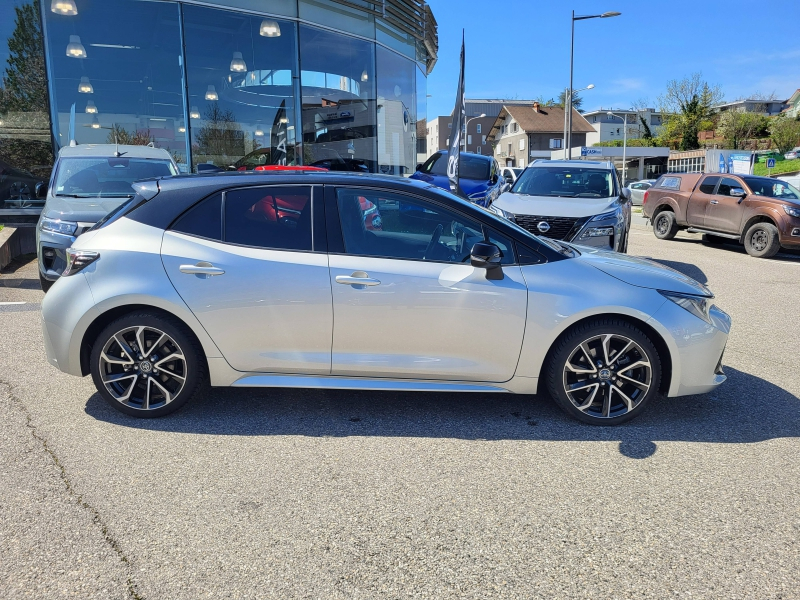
<box><xmin>643</xmin><ymin>172</ymin><xmax>800</xmax><ymax>258</ymax></box>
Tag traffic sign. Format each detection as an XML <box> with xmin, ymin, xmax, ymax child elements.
<box><xmin>767</xmin><ymin>158</ymin><xmax>776</xmax><ymax>169</ymax></box>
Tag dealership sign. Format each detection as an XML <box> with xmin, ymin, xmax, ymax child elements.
<box><xmin>580</xmin><ymin>147</ymin><xmax>603</xmax><ymax>157</ymax></box>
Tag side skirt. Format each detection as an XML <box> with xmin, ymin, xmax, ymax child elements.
<box><xmin>230</xmin><ymin>374</ymin><xmax>511</xmax><ymax>393</ymax></box>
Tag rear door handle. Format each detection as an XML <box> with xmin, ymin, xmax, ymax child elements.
<box><xmin>335</xmin><ymin>272</ymin><xmax>381</xmax><ymax>287</ymax></box>
<box><xmin>179</xmin><ymin>261</ymin><xmax>225</xmax><ymax>276</ymax></box>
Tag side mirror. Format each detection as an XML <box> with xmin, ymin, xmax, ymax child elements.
<box><xmin>416</xmin><ymin>164</ymin><xmax>422</xmax><ymax>171</ymax></box>
<box><xmin>491</xmin><ymin>174</ymin><xmax>499</xmax><ymax>184</ymax></box>
<box><xmin>35</xmin><ymin>182</ymin><xmax>48</xmax><ymax>199</ymax></box>
<box><xmin>470</xmin><ymin>242</ymin><xmax>503</xmax><ymax>280</ymax></box>
<box><xmin>620</xmin><ymin>188</ymin><xmax>632</xmax><ymax>202</ymax></box>
<box><xmin>730</xmin><ymin>187</ymin><xmax>747</xmax><ymax>197</ymax></box>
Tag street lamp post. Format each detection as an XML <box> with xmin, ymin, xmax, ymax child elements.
<box><xmin>562</xmin><ymin>83</ymin><xmax>594</xmax><ymax>159</ymax></box>
<box><xmin>463</xmin><ymin>113</ymin><xmax>486</xmax><ymax>152</ymax></box>
<box><xmin>607</xmin><ymin>111</ymin><xmax>628</xmax><ymax>185</ymax></box>
<box><xmin>566</xmin><ymin>10</ymin><xmax>620</xmax><ymax>158</ymax></box>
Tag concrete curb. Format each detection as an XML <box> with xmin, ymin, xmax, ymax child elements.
<box><xmin>0</xmin><ymin>227</ymin><xmax>36</xmax><ymax>271</ymax></box>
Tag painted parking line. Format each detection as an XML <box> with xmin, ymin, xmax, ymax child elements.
<box><xmin>0</xmin><ymin>301</ymin><xmax>26</xmax><ymax>305</ymax></box>
<box><xmin>0</xmin><ymin>302</ymin><xmax>40</xmax><ymax>312</ymax></box>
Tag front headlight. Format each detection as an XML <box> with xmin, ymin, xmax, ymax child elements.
<box><xmin>783</xmin><ymin>204</ymin><xmax>800</xmax><ymax>218</ymax></box>
<box><xmin>490</xmin><ymin>205</ymin><xmax>514</xmax><ymax>220</ymax></box>
<box><xmin>581</xmin><ymin>226</ymin><xmax>614</xmax><ymax>238</ymax></box>
<box><xmin>41</xmin><ymin>217</ymin><xmax>78</xmax><ymax>236</ymax></box>
<box><xmin>659</xmin><ymin>291</ymin><xmax>714</xmax><ymax>325</ymax></box>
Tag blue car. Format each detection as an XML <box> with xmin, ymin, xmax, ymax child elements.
<box><xmin>410</xmin><ymin>151</ymin><xmax>506</xmax><ymax>207</ymax></box>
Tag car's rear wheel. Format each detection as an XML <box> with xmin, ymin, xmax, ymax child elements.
<box><xmin>653</xmin><ymin>211</ymin><xmax>678</xmax><ymax>240</ymax></box>
<box><xmin>89</xmin><ymin>312</ymin><xmax>206</xmax><ymax>417</ymax></box>
<box><xmin>545</xmin><ymin>319</ymin><xmax>662</xmax><ymax>425</ymax></box>
<box><xmin>743</xmin><ymin>222</ymin><xmax>780</xmax><ymax>258</ymax></box>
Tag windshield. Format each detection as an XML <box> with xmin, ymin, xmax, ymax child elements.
<box><xmin>419</xmin><ymin>153</ymin><xmax>491</xmax><ymax>181</ymax></box>
<box><xmin>55</xmin><ymin>157</ymin><xmax>177</xmax><ymax>198</ymax></box>
<box><xmin>512</xmin><ymin>166</ymin><xmax>616</xmax><ymax>198</ymax></box>
<box><xmin>742</xmin><ymin>176</ymin><xmax>800</xmax><ymax>200</ymax></box>
<box><xmin>512</xmin><ymin>168</ymin><xmax>522</xmax><ymax>177</ymax></box>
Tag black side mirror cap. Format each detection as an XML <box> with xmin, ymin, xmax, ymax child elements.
<box><xmin>470</xmin><ymin>242</ymin><xmax>503</xmax><ymax>279</ymax></box>
<box><xmin>416</xmin><ymin>164</ymin><xmax>422</xmax><ymax>171</ymax></box>
<box><xmin>35</xmin><ymin>182</ymin><xmax>48</xmax><ymax>199</ymax></box>
<box><xmin>620</xmin><ymin>188</ymin><xmax>632</xmax><ymax>202</ymax></box>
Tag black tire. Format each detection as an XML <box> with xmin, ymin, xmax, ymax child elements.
<box><xmin>544</xmin><ymin>319</ymin><xmax>662</xmax><ymax>426</ymax></box>
<box><xmin>653</xmin><ymin>211</ymin><xmax>678</xmax><ymax>240</ymax></box>
<box><xmin>39</xmin><ymin>274</ymin><xmax>54</xmax><ymax>293</ymax></box>
<box><xmin>702</xmin><ymin>234</ymin><xmax>727</xmax><ymax>245</ymax></box>
<box><xmin>743</xmin><ymin>222</ymin><xmax>781</xmax><ymax>258</ymax></box>
<box><xmin>89</xmin><ymin>311</ymin><xmax>207</xmax><ymax>418</ymax></box>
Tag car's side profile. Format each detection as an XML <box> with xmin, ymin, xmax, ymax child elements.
<box><xmin>42</xmin><ymin>172</ymin><xmax>731</xmax><ymax>425</ymax></box>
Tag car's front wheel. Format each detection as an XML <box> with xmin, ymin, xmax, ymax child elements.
<box><xmin>545</xmin><ymin>319</ymin><xmax>662</xmax><ymax>425</ymax></box>
<box><xmin>89</xmin><ymin>312</ymin><xmax>207</xmax><ymax>417</ymax></box>
<box><xmin>743</xmin><ymin>222</ymin><xmax>781</xmax><ymax>258</ymax></box>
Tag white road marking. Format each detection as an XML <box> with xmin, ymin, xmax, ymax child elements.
<box><xmin>0</xmin><ymin>301</ymin><xmax>26</xmax><ymax>305</ymax></box>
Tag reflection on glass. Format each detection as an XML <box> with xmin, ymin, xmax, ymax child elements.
<box><xmin>44</xmin><ymin>0</ymin><xmax>188</xmax><ymax>168</ymax></box>
<box><xmin>300</xmin><ymin>25</ymin><xmax>376</xmax><ymax>172</ymax></box>
<box><xmin>376</xmin><ymin>46</ymin><xmax>414</xmax><ymax>176</ymax></box>
<box><xmin>0</xmin><ymin>0</ymin><xmax>54</xmax><ymax>211</ymax></box>
<box><xmin>184</xmin><ymin>6</ymin><xmax>297</xmax><ymax>171</ymax></box>
<box><xmin>415</xmin><ymin>65</ymin><xmax>427</xmax><ymax>166</ymax></box>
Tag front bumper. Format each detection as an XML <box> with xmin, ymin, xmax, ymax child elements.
<box><xmin>648</xmin><ymin>300</ymin><xmax>731</xmax><ymax>397</ymax></box>
<box><xmin>37</xmin><ymin>222</ymin><xmax>95</xmax><ymax>281</ymax></box>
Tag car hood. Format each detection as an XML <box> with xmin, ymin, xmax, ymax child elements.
<box><xmin>493</xmin><ymin>191</ymin><xmax>618</xmax><ymax>217</ymax></box>
<box><xmin>43</xmin><ymin>195</ymin><xmax>129</xmax><ymax>223</ymax></box>
<box><xmin>574</xmin><ymin>245</ymin><xmax>712</xmax><ymax>297</ymax></box>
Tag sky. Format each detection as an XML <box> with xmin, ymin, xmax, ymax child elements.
<box><xmin>425</xmin><ymin>0</ymin><xmax>800</xmax><ymax>118</ymax></box>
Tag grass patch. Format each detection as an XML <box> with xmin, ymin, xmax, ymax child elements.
<box><xmin>753</xmin><ymin>158</ymin><xmax>800</xmax><ymax>176</ymax></box>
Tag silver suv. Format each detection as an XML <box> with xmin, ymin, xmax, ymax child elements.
<box><xmin>37</xmin><ymin>144</ymin><xmax>178</xmax><ymax>291</ymax></box>
<box><xmin>489</xmin><ymin>160</ymin><xmax>632</xmax><ymax>253</ymax></box>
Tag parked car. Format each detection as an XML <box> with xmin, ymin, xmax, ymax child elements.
<box><xmin>784</xmin><ymin>147</ymin><xmax>800</xmax><ymax>160</ymax></box>
<box><xmin>0</xmin><ymin>159</ymin><xmax>48</xmax><ymax>209</ymax></box>
<box><xmin>626</xmin><ymin>179</ymin><xmax>657</xmax><ymax>206</ymax></box>
<box><xmin>500</xmin><ymin>166</ymin><xmax>523</xmax><ymax>185</ymax></box>
<box><xmin>37</xmin><ymin>144</ymin><xmax>179</xmax><ymax>292</ymax></box>
<box><xmin>41</xmin><ymin>171</ymin><xmax>730</xmax><ymax>425</ymax></box>
<box><xmin>410</xmin><ymin>150</ymin><xmax>505</xmax><ymax>207</ymax></box>
<box><xmin>488</xmin><ymin>160</ymin><xmax>632</xmax><ymax>253</ymax></box>
<box><xmin>643</xmin><ymin>172</ymin><xmax>800</xmax><ymax>258</ymax></box>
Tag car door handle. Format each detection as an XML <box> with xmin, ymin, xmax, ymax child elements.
<box><xmin>710</xmin><ymin>200</ymin><xmax>719</xmax><ymax>204</ymax></box>
<box><xmin>179</xmin><ymin>262</ymin><xmax>225</xmax><ymax>276</ymax></box>
<box><xmin>335</xmin><ymin>274</ymin><xmax>381</xmax><ymax>287</ymax></box>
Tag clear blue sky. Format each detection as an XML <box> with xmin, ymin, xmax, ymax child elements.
<box><xmin>425</xmin><ymin>0</ymin><xmax>800</xmax><ymax>118</ymax></box>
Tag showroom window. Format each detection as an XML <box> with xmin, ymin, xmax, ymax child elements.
<box><xmin>43</xmin><ymin>0</ymin><xmax>187</xmax><ymax>168</ymax></box>
<box><xmin>183</xmin><ymin>6</ymin><xmax>298</xmax><ymax>171</ymax></box>
<box><xmin>224</xmin><ymin>186</ymin><xmax>312</xmax><ymax>251</ymax></box>
<box><xmin>0</xmin><ymin>0</ymin><xmax>54</xmax><ymax>213</ymax></box>
<box><xmin>299</xmin><ymin>24</ymin><xmax>376</xmax><ymax>172</ymax></box>
<box><xmin>376</xmin><ymin>45</ymin><xmax>415</xmax><ymax>176</ymax></box>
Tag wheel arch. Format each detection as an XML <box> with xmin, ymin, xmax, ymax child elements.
<box><xmin>79</xmin><ymin>303</ymin><xmax>211</xmax><ymax>377</ymax></box>
<box><xmin>739</xmin><ymin>212</ymin><xmax>779</xmax><ymax>244</ymax></box>
<box><xmin>537</xmin><ymin>312</ymin><xmax>673</xmax><ymax>396</ymax></box>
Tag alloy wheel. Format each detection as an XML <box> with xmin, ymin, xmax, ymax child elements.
<box><xmin>98</xmin><ymin>325</ymin><xmax>187</xmax><ymax>410</ymax></box>
<box><xmin>562</xmin><ymin>333</ymin><xmax>652</xmax><ymax>419</ymax></box>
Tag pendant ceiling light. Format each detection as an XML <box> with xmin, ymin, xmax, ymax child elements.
<box><xmin>230</xmin><ymin>51</ymin><xmax>247</xmax><ymax>73</ymax></box>
<box><xmin>178</xmin><ymin>123</ymin><xmax>186</xmax><ymax>133</ymax></box>
<box><xmin>85</xmin><ymin>100</ymin><xmax>97</xmax><ymax>114</ymax></box>
<box><xmin>360</xmin><ymin>69</ymin><xmax>368</xmax><ymax>82</ymax></box>
<box><xmin>91</xmin><ymin>115</ymin><xmax>100</xmax><ymax>129</ymax></box>
<box><xmin>205</xmin><ymin>85</ymin><xmax>218</xmax><ymax>101</ymax></box>
<box><xmin>279</xmin><ymin>116</ymin><xmax>289</xmax><ymax>124</ymax></box>
<box><xmin>78</xmin><ymin>76</ymin><xmax>93</xmax><ymax>93</ymax></box>
<box><xmin>51</xmin><ymin>0</ymin><xmax>78</xmax><ymax>15</ymax></box>
<box><xmin>259</xmin><ymin>19</ymin><xmax>281</xmax><ymax>37</ymax></box>
<box><xmin>66</xmin><ymin>35</ymin><xmax>87</xmax><ymax>58</ymax></box>
<box><xmin>255</xmin><ymin>127</ymin><xmax>264</xmax><ymax>136</ymax></box>
<box><xmin>190</xmin><ymin>106</ymin><xmax>200</xmax><ymax>119</ymax></box>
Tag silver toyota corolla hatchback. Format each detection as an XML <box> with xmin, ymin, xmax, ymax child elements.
<box><xmin>41</xmin><ymin>172</ymin><xmax>731</xmax><ymax>425</ymax></box>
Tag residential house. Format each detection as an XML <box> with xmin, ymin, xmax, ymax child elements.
<box><xmin>783</xmin><ymin>89</ymin><xmax>800</xmax><ymax>118</ymax></box>
<box><xmin>715</xmin><ymin>98</ymin><xmax>788</xmax><ymax>116</ymax></box>
<box><xmin>486</xmin><ymin>102</ymin><xmax>594</xmax><ymax>167</ymax></box>
<box><xmin>583</xmin><ymin>108</ymin><xmax>665</xmax><ymax>146</ymax></box>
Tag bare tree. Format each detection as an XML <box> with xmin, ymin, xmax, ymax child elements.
<box><xmin>717</xmin><ymin>111</ymin><xmax>769</xmax><ymax>149</ymax></box>
<box><xmin>657</xmin><ymin>73</ymin><xmax>723</xmax><ymax>150</ymax></box>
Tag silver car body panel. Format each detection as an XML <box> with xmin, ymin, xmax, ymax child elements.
<box><xmin>492</xmin><ymin>191</ymin><xmax>620</xmax><ymax>219</ymax></box>
<box><xmin>328</xmin><ymin>255</ymin><xmax>528</xmax><ymax>382</ymax></box>
<box><xmin>161</xmin><ymin>231</ymin><xmax>333</xmax><ymax>374</ymax></box>
<box><xmin>42</xmin><ymin>203</ymin><xmax>731</xmax><ymax>400</ymax></box>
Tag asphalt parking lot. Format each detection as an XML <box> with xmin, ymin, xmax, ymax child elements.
<box><xmin>1</xmin><ymin>226</ymin><xmax>799</xmax><ymax>599</ymax></box>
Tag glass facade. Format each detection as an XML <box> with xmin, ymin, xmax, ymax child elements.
<box><xmin>0</xmin><ymin>0</ymin><xmax>435</xmax><ymax>218</ymax></box>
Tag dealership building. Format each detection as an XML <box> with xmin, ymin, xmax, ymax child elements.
<box><xmin>0</xmin><ymin>0</ymin><xmax>438</xmax><ymax>220</ymax></box>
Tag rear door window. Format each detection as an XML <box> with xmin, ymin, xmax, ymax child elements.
<box><xmin>698</xmin><ymin>176</ymin><xmax>720</xmax><ymax>195</ymax></box>
<box><xmin>172</xmin><ymin>194</ymin><xmax>222</xmax><ymax>240</ymax></box>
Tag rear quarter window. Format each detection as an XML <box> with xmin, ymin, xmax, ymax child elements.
<box><xmin>659</xmin><ymin>176</ymin><xmax>681</xmax><ymax>190</ymax></box>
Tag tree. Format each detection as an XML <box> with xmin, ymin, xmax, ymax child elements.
<box><xmin>557</xmin><ymin>90</ymin><xmax>583</xmax><ymax>112</ymax></box>
<box><xmin>657</xmin><ymin>73</ymin><xmax>722</xmax><ymax>150</ymax></box>
<box><xmin>0</xmin><ymin>0</ymin><xmax>48</xmax><ymax>114</ymax></box>
<box><xmin>194</xmin><ymin>103</ymin><xmax>244</xmax><ymax>160</ymax></box>
<box><xmin>106</xmin><ymin>124</ymin><xmax>155</xmax><ymax>146</ymax></box>
<box><xmin>769</xmin><ymin>115</ymin><xmax>800</xmax><ymax>154</ymax></box>
<box><xmin>717</xmin><ymin>111</ymin><xmax>769</xmax><ymax>149</ymax></box>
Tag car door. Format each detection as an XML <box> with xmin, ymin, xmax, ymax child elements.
<box><xmin>628</xmin><ymin>183</ymin><xmax>643</xmax><ymax>204</ymax></box>
<box><xmin>327</xmin><ymin>186</ymin><xmax>528</xmax><ymax>382</ymax></box>
<box><xmin>161</xmin><ymin>185</ymin><xmax>333</xmax><ymax>374</ymax></box>
<box><xmin>686</xmin><ymin>176</ymin><xmax>720</xmax><ymax>227</ymax></box>
<box><xmin>704</xmin><ymin>176</ymin><xmax>745</xmax><ymax>234</ymax></box>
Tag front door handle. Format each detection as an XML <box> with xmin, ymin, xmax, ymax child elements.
<box><xmin>710</xmin><ymin>199</ymin><xmax>719</xmax><ymax>204</ymax></box>
<box><xmin>179</xmin><ymin>261</ymin><xmax>225</xmax><ymax>277</ymax></box>
<box><xmin>335</xmin><ymin>271</ymin><xmax>381</xmax><ymax>288</ymax></box>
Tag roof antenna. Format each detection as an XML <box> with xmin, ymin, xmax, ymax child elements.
<box><xmin>114</xmin><ymin>133</ymin><xmax>120</xmax><ymax>157</ymax></box>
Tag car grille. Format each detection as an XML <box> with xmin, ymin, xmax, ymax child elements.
<box><xmin>513</xmin><ymin>214</ymin><xmax>588</xmax><ymax>240</ymax></box>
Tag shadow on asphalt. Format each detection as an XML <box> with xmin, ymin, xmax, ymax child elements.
<box><xmin>652</xmin><ymin>235</ymin><xmax>800</xmax><ymax>261</ymax></box>
<box><xmin>84</xmin><ymin>367</ymin><xmax>800</xmax><ymax>459</ymax></box>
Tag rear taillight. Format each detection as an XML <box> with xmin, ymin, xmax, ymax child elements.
<box><xmin>643</xmin><ymin>190</ymin><xmax>649</xmax><ymax>205</ymax></box>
